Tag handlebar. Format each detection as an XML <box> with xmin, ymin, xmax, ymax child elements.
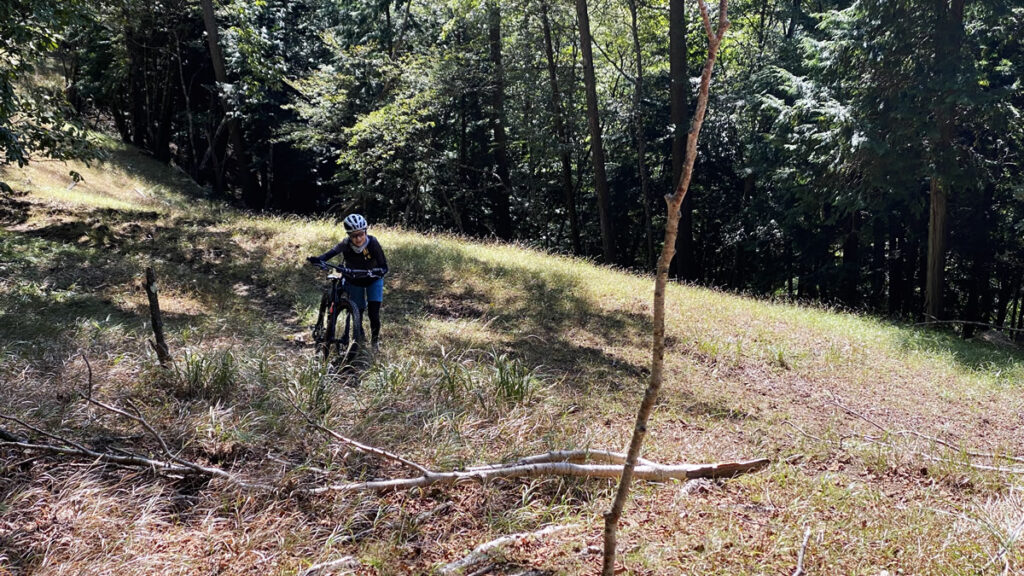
<box><xmin>307</xmin><ymin>258</ymin><xmax>383</xmax><ymax>279</ymax></box>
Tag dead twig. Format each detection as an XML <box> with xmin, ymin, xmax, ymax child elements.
<box><xmin>792</xmin><ymin>526</ymin><xmax>812</xmax><ymax>576</ymax></box>
<box><xmin>81</xmin><ymin>353</ymin><xmax>93</xmax><ymax>399</ymax></box>
<box><xmin>828</xmin><ymin>392</ymin><xmax>1024</xmax><ymax>467</ymax></box>
<box><xmin>783</xmin><ymin>420</ymin><xmax>824</xmax><ymax>443</ymax></box>
<box><xmin>439</xmin><ymin>524</ymin><xmax>578</xmax><ymax>575</ymax></box>
<box><xmin>978</xmin><ymin>514</ymin><xmax>1024</xmax><ymax>575</ymax></box>
<box><xmin>298</xmin><ymin>556</ymin><xmax>358</xmax><ymax>576</ymax></box>
<box><xmin>289</xmin><ymin>396</ymin><xmax>432</xmax><ymax>476</ymax></box>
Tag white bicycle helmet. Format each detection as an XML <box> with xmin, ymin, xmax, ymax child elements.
<box><xmin>343</xmin><ymin>213</ymin><xmax>368</xmax><ymax>233</ymax></box>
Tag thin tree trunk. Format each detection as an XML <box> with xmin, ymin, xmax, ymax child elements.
<box><xmin>627</xmin><ymin>0</ymin><xmax>655</xmax><ymax>269</ymax></box>
<box><xmin>541</xmin><ymin>1</ymin><xmax>581</xmax><ymax>254</ymax></box>
<box><xmin>994</xmin><ymin>266</ymin><xmax>1019</xmax><ymax>327</ymax></box>
<box><xmin>576</xmin><ymin>0</ymin><xmax>615</xmax><ymax>263</ymax></box>
<box><xmin>153</xmin><ymin>51</ymin><xmax>175</xmax><ymax>163</ymax></box>
<box><xmin>870</xmin><ymin>214</ymin><xmax>886</xmax><ymax>309</ymax></box>
<box><xmin>200</xmin><ymin>0</ymin><xmax>261</xmax><ymax>208</ymax></box>
<box><xmin>602</xmin><ymin>2</ymin><xmax>729</xmax><ymax>574</ymax></box>
<box><xmin>732</xmin><ymin>174</ymin><xmax>753</xmax><ymax>287</ymax></box>
<box><xmin>841</xmin><ymin>212</ymin><xmax>860</xmax><ymax>307</ymax></box>
<box><xmin>888</xmin><ymin>216</ymin><xmax>903</xmax><ymax>316</ymax></box>
<box><xmin>127</xmin><ymin>28</ymin><xmax>147</xmax><ymax>148</ymax></box>
<box><xmin>174</xmin><ymin>28</ymin><xmax>199</xmax><ymax>178</ymax></box>
<box><xmin>487</xmin><ymin>1</ymin><xmax>513</xmax><ymax>239</ymax></box>
<box><xmin>963</xmin><ymin>186</ymin><xmax>993</xmax><ymax>338</ymax></box>
<box><xmin>1015</xmin><ymin>288</ymin><xmax>1024</xmax><ymax>341</ymax></box>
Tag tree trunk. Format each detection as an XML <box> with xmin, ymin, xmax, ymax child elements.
<box><xmin>963</xmin><ymin>186</ymin><xmax>993</xmax><ymax>338</ymax></box>
<box><xmin>627</xmin><ymin>0</ymin><xmax>654</xmax><ymax>269</ymax></box>
<box><xmin>731</xmin><ymin>174</ymin><xmax>753</xmax><ymax>287</ymax></box>
<box><xmin>541</xmin><ymin>1</ymin><xmax>580</xmax><ymax>254</ymax></box>
<box><xmin>127</xmin><ymin>28</ymin><xmax>147</xmax><ymax>148</ymax></box>
<box><xmin>869</xmin><ymin>214</ymin><xmax>884</xmax><ymax>309</ymax></box>
<box><xmin>1015</xmin><ymin>288</ymin><xmax>1024</xmax><ymax>341</ymax></box>
<box><xmin>174</xmin><ymin>28</ymin><xmax>199</xmax><ymax>179</ymax></box>
<box><xmin>602</xmin><ymin>2</ymin><xmax>729</xmax><ymax>573</ymax></box>
<box><xmin>924</xmin><ymin>0</ymin><xmax>965</xmax><ymax>320</ymax></box>
<box><xmin>576</xmin><ymin>0</ymin><xmax>615</xmax><ymax>263</ymax></box>
<box><xmin>669</xmin><ymin>0</ymin><xmax>695</xmax><ymax>280</ymax></box>
<box><xmin>925</xmin><ymin>179</ymin><xmax>948</xmax><ymax>319</ymax></box>
<box><xmin>200</xmin><ymin>0</ymin><xmax>261</xmax><ymax>208</ymax></box>
<box><xmin>841</xmin><ymin>212</ymin><xmax>860</xmax><ymax>307</ymax></box>
<box><xmin>487</xmin><ymin>1</ymin><xmax>513</xmax><ymax>239</ymax></box>
<box><xmin>153</xmin><ymin>51</ymin><xmax>176</xmax><ymax>163</ymax></box>
<box><xmin>994</xmin><ymin>265</ymin><xmax>1019</xmax><ymax>327</ymax></box>
<box><xmin>887</xmin><ymin>217</ymin><xmax>903</xmax><ymax>316</ymax></box>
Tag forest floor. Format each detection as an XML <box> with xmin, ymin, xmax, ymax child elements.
<box><xmin>2</xmin><ymin>138</ymin><xmax>1023</xmax><ymax>575</ymax></box>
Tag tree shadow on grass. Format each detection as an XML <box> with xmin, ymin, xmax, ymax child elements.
<box><xmin>2</xmin><ymin>208</ymin><xmax>297</xmax><ymax>359</ymax></box>
<box><xmin>94</xmin><ymin>142</ymin><xmax>216</xmax><ymax>206</ymax></box>
<box><xmin>0</xmin><ymin>189</ymin><xmax>31</xmax><ymax>226</ymax></box>
<box><xmin>384</xmin><ymin>240</ymin><xmax>654</xmax><ymax>377</ymax></box>
<box><xmin>890</xmin><ymin>325</ymin><xmax>1024</xmax><ymax>383</ymax></box>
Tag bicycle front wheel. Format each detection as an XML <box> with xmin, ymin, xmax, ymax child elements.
<box><xmin>339</xmin><ymin>297</ymin><xmax>364</xmax><ymax>360</ymax></box>
<box><xmin>322</xmin><ymin>303</ymin><xmax>341</xmax><ymax>362</ymax></box>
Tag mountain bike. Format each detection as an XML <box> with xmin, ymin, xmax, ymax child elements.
<box><xmin>309</xmin><ymin>261</ymin><xmax>374</xmax><ymax>363</ymax></box>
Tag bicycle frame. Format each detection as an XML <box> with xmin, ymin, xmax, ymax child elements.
<box><xmin>311</xmin><ymin>262</ymin><xmax>366</xmax><ymax>363</ymax></box>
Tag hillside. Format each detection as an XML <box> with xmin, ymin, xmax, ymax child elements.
<box><xmin>2</xmin><ymin>140</ymin><xmax>1023</xmax><ymax>575</ymax></box>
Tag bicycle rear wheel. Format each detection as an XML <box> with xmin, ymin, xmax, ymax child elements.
<box><xmin>312</xmin><ymin>293</ymin><xmax>329</xmax><ymax>349</ymax></box>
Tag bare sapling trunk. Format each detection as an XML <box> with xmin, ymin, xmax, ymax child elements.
<box><xmin>144</xmin><ymin>267</ymin><xmax>172</xmax><ymax>367</ymax></box>
<box><xmin>602</xmin><ymin>2</ymin><xmax>730</xmax><ymax>574</ymax></box>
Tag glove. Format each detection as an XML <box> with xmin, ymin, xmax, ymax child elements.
<box><xmin>371</xmin><ymin>267</ymin><xmax>385</xmax><ymax>277</ymax></box>
<box><xmin>307</xmin><ymin>256</ymin><xmax>323</xmax><ymax>265</ymax></box>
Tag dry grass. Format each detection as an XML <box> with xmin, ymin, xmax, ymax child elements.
<box><xmin>2</xmin><ymin>141</ymin><xmax>1024</xmax><ymax>575</ymax></box>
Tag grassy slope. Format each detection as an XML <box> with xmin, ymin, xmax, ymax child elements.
<box><xmin>2</xmin><ymin>138</ymin><xmax>1023</xmax><ymax>575</ymax></box>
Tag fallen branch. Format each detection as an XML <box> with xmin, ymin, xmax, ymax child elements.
<box><xmin>466</xmin><ymin>449</ymin><xmax>665</xmax><ymax>471</ymax></box>
<box><xmin>439</xmin><ymin>524</ymin><xmax>578</xmax><ymax>575</ymax></box>
<box><xmin>310</xmin><ymin>458</ymin><xmax>769</xmax><ymax>494</ymax></box>
<box><xmin>294</xmin><ymin>407</ymin><xmax>768</xmax><ymax>494</ymax></box>
<box><xmin>78</xmin><ymin>392</ymin><xmax>275</xmax><ymax>491</ymax></box>
<box><xmin>0</xmin><ymin>438</ymin><xmax>195</xmax><ymax>474</ymax></box>
<box><xmin>2</xmin><ymin>397</ymin><xmax>274</xmax><ymax>491</ymax></box>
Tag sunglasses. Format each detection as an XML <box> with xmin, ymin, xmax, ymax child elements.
<box><xmin>348</xmin><ymin>230</ymin><xmax>366</xmax><ymax>238</ymax></box>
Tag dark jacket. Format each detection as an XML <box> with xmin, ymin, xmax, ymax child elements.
<box><xmin>316</xmin><ymin>235</ymin><xmax>389</xmax><ymax>287</ymax></box>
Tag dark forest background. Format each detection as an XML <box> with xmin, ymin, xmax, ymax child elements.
<box><xmin>3</xmin><ymin>0</ymin><xmax>1023</xmax><ymax>335</ymax></box>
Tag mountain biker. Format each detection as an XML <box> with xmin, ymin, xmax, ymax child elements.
<box><xmin>307</xmin><ymin>214</ymin><xmax>389</xmax><ymax>352</ymax></box>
